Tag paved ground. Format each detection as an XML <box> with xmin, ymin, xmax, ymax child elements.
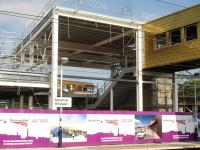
<box><xmin>4</xmin><ymin>142</ymin><xmax>200</xmax><ymax>150</ymax></box>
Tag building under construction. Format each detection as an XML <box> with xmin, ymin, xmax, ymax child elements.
<box><xmin>0</xmin><ymin>0</ymin><xmax>199</xmax><ymax>112</ymax></box>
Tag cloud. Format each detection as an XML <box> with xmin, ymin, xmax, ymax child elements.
<box><xmin>135</xmin><ymin>119</ymin><xmax>144</xmax><ymax>127</ymax></box>
<box><xmin>0</xmin><ymin>0</ymin><xmax>49</xmax><ymax>32</ymax></box>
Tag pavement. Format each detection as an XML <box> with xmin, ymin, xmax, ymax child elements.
<box><xmin>4</xmin><ymin>142</ymin><xmax>200</xmax><ymax>150</ymax></box>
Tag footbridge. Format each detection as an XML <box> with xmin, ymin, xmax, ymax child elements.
<box><xmin>0</xmin><ymin>70</ymin><xmax>49</xmax><ymax>88</ymax></box>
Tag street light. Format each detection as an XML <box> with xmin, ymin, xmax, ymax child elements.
<box><xmin>58</xmin><ymin>57</ymin><xmax>68</xmax><ymax>148</ymax></box>
<box><xmin>60</xmin><ymin>57</ymin><xmax>69</xmax><ymax>98</ymax></box>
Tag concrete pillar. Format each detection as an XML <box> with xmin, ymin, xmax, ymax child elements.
<box><xmin>110</xmin><ymin>88</ymin><xmax>114</xmax><ymax>111</ymax></box>
<box><xmin>28</xmin><ymin>95</ymin><xmax>33</xmax><ymax>109</ymax></box>
<box><xmin>50</xmin><ymin>12</ymin><xmax>59</xmax><ymax>110</ymax></box>
<box><xmin>136</xmin><ymin>27</ymin><xmax>143</xmax><ymax>111</ymax></box>
<box><xmin>173</xmin><ymin>74</ymin><xmax>179</xmax><ymax>112</ymax></box>
<box><xmin>20</xmin><ymin>95</ymin><xmax>24</xmax><ymax>109</ymax></box>
<box><xmin>11</xmin><ymin>98</ymin><xmax>15</xmax><ymax>108</ymax></box>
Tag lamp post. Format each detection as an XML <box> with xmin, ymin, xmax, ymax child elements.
<box><xmin>60</xmin><ymin>57</ymin><xmax>69</xmax><ymax>98</ymax></box>
<box><xmin>58</xmin><ymin>57</ymin><xmax>68</xmax><ymax>148</ymax></box>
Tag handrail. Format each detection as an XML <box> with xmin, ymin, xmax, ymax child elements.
<box><xmin>0</xmin><ymin>70</ymin><xmax>49</xmax><ymax>84</ymax></box>
<box><xmin>97</xmin><ymin>60</ymin><xmax>125</xmax><ymax>97</ymax></box>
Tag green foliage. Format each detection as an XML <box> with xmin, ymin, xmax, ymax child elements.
<box><xmin>179</xmin><ymin>80</ymin><xmax>200</xmax><ymax>97</ymax></box>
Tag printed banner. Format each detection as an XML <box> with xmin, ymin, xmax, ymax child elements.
<box><xmin>87</xmin><ymin>114</ymin><xmax>135</xmax><ymax>145</ymax></box>
<box><xmin>135</xmin><ymin>115</ymin><xmax>162</xmax><ymax>143</ymax></box>
<box><xmin>162</xmin><ymin>115</ymin><xmax>195</xmax><ymax>142</ymax></box>
<box><xmin>51</xmin><ymin>114</ymin><xmax>87</xmax><ymax>143</ymax></box>
<box><xmin>0</xmin><ymin>113</ymin><xmax>58</xmax><ymax>148</ymax></box>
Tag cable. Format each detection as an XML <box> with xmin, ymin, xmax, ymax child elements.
<box><xmin>0</xmin><ymin>5</ymin><xmax>195</xmax><ymax>41</ymax></box>
<box><xmin>153</xmin><ymin>0</ymin><xmax>188</xmax><ymax>8</ymax></box>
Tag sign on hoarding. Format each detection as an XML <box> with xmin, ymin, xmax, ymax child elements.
<box><xmin>54</xmin><ymin>97</ymin><xmax>72</xmax><ymax>108</ymax></box>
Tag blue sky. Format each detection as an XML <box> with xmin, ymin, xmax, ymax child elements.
<box><xmin>0</xmin><ymin>0</ymin><xmax>200</xmax><ymax>33</ymax></box>
<box><xmin>135</xmin><ymin>115</ymin><xmax>157</xmax><ymax>126</ymax></box>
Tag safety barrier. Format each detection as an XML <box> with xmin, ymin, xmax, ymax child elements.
<box><xmin>0</xmin><ymin>109</ymin><xmax>198</xmax><ymax>148</ymax></box>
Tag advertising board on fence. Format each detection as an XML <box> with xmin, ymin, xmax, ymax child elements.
<box><xmin>162</xmin><ymin>115</ymin><xmax>195</xmax><ymax>142</ymax></box>
<box><xmin>87</xmin><ymin>114</ymin><xmax>135</xmax><ymax>145</ymax></box>
<box><xmin>0</xmin><ymin>109</ymin><xmax>196</xmax><ymax>148</ymax></box>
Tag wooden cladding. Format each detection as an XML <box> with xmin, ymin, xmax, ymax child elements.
<box><xmin>144</xmin><ymin>4</ymin><xmax>200</xmax><ymax>34</ymax></box>
<box><xmin>144</xmin><ymin>4</ymin><xmax>200</xmax><ymax>69</ymax></box>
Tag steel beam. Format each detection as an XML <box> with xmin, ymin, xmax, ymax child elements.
<box><xmin>92</xmin><ymin>30</ymin><xmax>135</xmax><ymax>48</ymax></box>
<box><xmin>56</xmin><ymin>7</ymin><xmax>140</xmax><ymax>29</ymax></box>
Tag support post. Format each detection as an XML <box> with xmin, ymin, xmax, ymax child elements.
<box><xmin>136</xmin><ymin>27</ymin><xmax>143</xmax><ymax>111</ymax></box>
<box><xmin>11</xmin><ymin>98</ymin><xmax>15</xmax><ymax>108</ymax></box>
<box><xmin>194</xmin><ymin>84</ymin><xmax>198</xmax><ymax>140</ymax></box>
<box><xmin>50</xmin><ymin>11</ymin><xmax>59</xmax><ymax>110</ymax></box>
<box><xmin>20</xmin><ymin>95</ymin><xmax>24</xmax><ymax>109</ymax></box>
<box><xmin>110</xmin><ymin>88</ymin><xmax>113</xmax><ymax>111</ymax></box>
<box><xmin>173</xmin><ymin>74</ymin><xmax>179</xmax><ymax>112</ymax></box>
<box><xmin>60</xmin><ymin>63</ymin><xmax>63</xmax><ymax>97</ymax></box>
<box><xmin>28</xmin><ymin>95</ymin><xmax>33</xmax><ymax>109</ymax></box>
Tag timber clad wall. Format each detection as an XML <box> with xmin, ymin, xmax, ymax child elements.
<box><xmin>144</xmin><ymin>4</ymin><xmax>200</xmax><ymax>69</ymax></box>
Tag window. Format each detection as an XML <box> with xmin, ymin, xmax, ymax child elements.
<box><xmin>186</xmin><ymin>24</ymin><xmax>197</xmax><ymax>41</ymax></box>
<box><xmin>87</xmin><ymin>85</ymin><xmax>94</xmax><ymax>92</ymax></box>
<box><xmin>70</xmin><ymin>84</ymin><xmax>75</xmax><ymax>91</ymax></box>
<box><xmin>83</xmin><ymin>86</ymin><xmax>87</xmax><ymax>92</ymax></box>
<box><xmin>63</xmin><ymin>84</ymin><xmax>70</xmax><ymax>92</ymax></box>
<box><xmin>76</xmin><ymin>85</ymin><xmax>82</xmax><ymax>91</ymax></box>
<box><xmin>170</xmin><ymin>29</ymin><xmax>181</xmax><ymax>45</ymax></box>
<box><xmin>156</xmin><ymin>33</ymin><xmax>166</xmax><ymax>48</ymax></box>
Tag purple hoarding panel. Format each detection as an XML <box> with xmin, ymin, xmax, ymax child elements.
<box><xmin>0</xmin><ymin>109</ymin><xmax>196</xmax><ymax>148</ymax></box>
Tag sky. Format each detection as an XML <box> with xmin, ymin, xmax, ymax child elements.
<box><xmin>135</xmin><ymin>115</ymin><xmax>156</xmax><ymax>126</ymax></box>
<box><xmin>0</xmin><ymin>0</ymin><xmax>200</xmax><ymax>33</ymax></box>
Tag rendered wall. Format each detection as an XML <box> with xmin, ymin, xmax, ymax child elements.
<box><xmin>143</xmin><ymin>4</ymin><xmax>200</xmax><ymax>69</ymax></box>
<box><xmin>0</xmin><ymin>109</ymin><xmax>197</xmax><ymax>148</ymax></box>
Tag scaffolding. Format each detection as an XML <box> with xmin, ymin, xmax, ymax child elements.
<box><xmin>0</xmin><ymin>31</ymin><xmax>20</xmax><ymax>56</ymax></box>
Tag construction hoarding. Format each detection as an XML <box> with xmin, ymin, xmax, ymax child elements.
<box><xmin>0</xmin><ymin>109</ymin><xmax>196</xmax><ymax>148</ymax></box>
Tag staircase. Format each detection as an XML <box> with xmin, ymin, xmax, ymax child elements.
<box><xmin>86</xmin><ymin>67</ymin><xmax>136</xmax><ymax>109</ymax></box>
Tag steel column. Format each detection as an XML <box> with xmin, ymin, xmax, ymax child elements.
<box><xmin>173</xmin><ymin>74</ymin><xmax>179</xmax><ymax>112</ymax></box>
<box><xmin>110</xmin><ymin>88</ymin><xmax>114</xmax><ymax>111</ymax></box>
<box><xmin>136</xmin><ymin>27</ymin><xmax>143</xmax><ymax>111</ymax></box>
<box><xmin>20</xmin><ymin>95</ymin><xmax>24</xmax><ymax>109</ymax></box>
<box><xmin>50</xmin><ymin>12</ymin><xmax>59</xmax><ymax>110</ymax></box>
<box><xmin>28</xmin><ymin>95</ymin><xmax>33</xmax><ymax>109</ymax></box>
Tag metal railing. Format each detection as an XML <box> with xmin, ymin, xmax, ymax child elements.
<box><xmin>0</xmin><ymin>70</ymin><xmax>49</xmax><ymax>85</ymax></box>
<box><xmin>97</xmin><ymin>60</ymin><xmax>125</xmax><ymax>97</ymax></box>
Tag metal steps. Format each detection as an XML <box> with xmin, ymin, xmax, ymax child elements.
<box><xmin>86</xmin><ymin>67</ymin><xmax>136</xmax><ymax>109</ymax></box>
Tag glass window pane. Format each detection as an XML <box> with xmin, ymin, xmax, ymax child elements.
<box><xmin>186</xmin><ymin>24</ymin><xmax>197</xmax><ymax>41</ymax></box>
<box><xmin>156</xmin><ymin>33</ymin><xmax>166</xmax><ymax>48</ymax></box>
<box><xmin>170</xmin><ymin>29</ymin><xmax>181</xmax><ymax>45</ymax></box>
